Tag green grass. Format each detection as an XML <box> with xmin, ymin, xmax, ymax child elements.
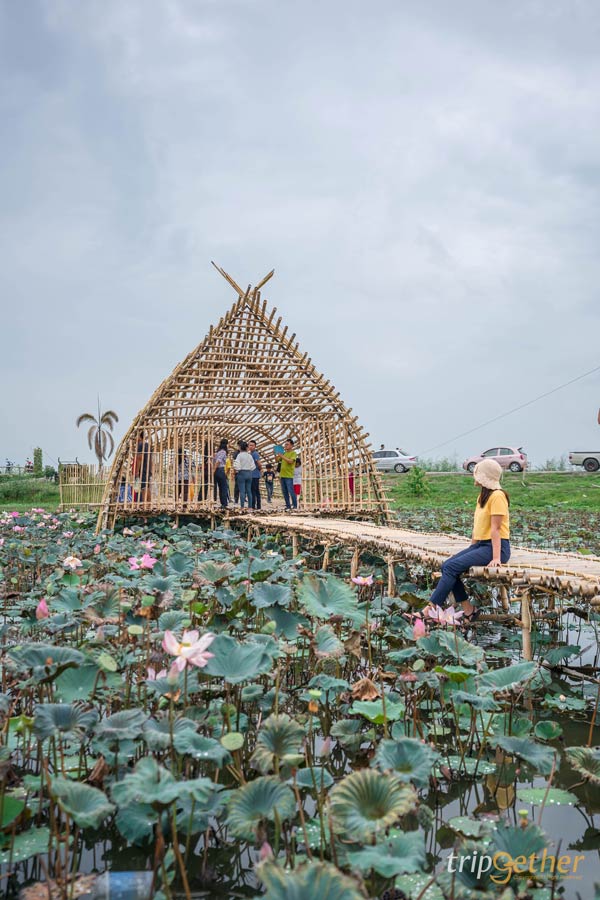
<box><xmin>384</xmin><ymin>470</ymin><xmax>600</xmax><ymax>511</ymax></box>
<box><xmin>0</xmin><ymin>475</ymin><xmax>60</xmax><ymax>512</ymax></box>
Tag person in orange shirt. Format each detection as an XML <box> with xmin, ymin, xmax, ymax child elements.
<box><xmin>427</xmin><ymin>458</ymin><xmax>511</xmax><ymax>621</ymax></box>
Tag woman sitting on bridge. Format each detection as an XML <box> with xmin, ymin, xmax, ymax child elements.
<box><xmin>426</xmin><ymin>458</ymin><xmax>511</xmax><ymax>622</ymax></box>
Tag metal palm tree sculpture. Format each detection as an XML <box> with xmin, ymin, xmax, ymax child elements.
<box><xmin>76</xmin><ymin>403</ymin><xmax>119</xmax><ymax>470</ymax></box>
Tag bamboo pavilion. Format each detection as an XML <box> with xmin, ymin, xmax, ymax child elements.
<box><xmin>97</xmin><ymin>265</ymin><xmax>389</xmax><ymax>529</ymax></box>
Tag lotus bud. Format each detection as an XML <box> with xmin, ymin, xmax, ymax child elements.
<box><xmin>259</xmin><ymin>841</ymin><xmax>274</xmax><ymax>861</ymax></box>
<box><xmin>36</xmin><ymin>599</ymin><xmax>49</xmax><ymax>620</ymax></box>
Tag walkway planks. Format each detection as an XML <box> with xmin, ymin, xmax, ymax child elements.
<box><xmin>239</xmin><ymin>514</ymin><xmax>600</xmax><ymax>603</ymax></box>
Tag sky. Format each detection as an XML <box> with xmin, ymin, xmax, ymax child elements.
<box><xmin>1</xmin><ymin>0</ymin><xmax>599</xmax><ymax>469</ymax></box>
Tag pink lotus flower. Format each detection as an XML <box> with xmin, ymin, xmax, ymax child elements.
<box><xmin>63</xmin><ymin>556</ymin><xmax>83</xmax><ymax>570</ymax></box>
<box><xmin>140</xmin><ymin>540</ymin><xmax>156</xmax><ymax>550</ymax></box>
<box><xmin>94</xmin><ymin>544</ymin><xmax>101</xmax><ymax>555</ymax></box>
<box><xmin>259</xmin><ymin>842</ymin><xmax>274</xmax><ymax>861</ymax></box>
<box><xmin>10</xmin><ymin>511</ymin><xmax>19</xmax><ymax>518</ymax></box>
<box><xmin>147</xmin><ymin>666</ymin><xmax>167</xmax><ymax>681</ymax></box>
<box><xmin>128</xmin><ymin>557</ymin><xmax>141</xmax><ymax>571</ymax></box>
<box><xmin>320</xmin><ymin>736</ymin><xmax>332</xmax><ymax>757</ymax></box>
<box><xmin>352</xmin><ymin>575</ymin><xmax>374</xmax><ymax>586</ymax></box>
<box><xmin>13</xmin><ymin>525</ymin><xmax>24</xmax><ymax>532</ymax></box>
<box><xmin>32</xmin><ymin>507</ymin><xmax>45</xmax><ymax>513</ymax></box>
<box><xmin>63</xmin><ymin>531</ymin><xmax>74</xmax><ymax>538</ymax></box>
<box><xmin>162</xmin><ymin>630</ymin><xmax>215</xmax><ymax>672</ymax></box>
<box><xmin>140</xmin><ymin>554</ymin><xmax>157</xmax><ymax>569</ymax></box>
<box><xmin>413</xmin><ymin>616</ymin><xmax>427</xmax><ymax>639</ymax></box>
<box><xmin>123</xmin><ymin>527</ymin><xmax>135</xmax><ymax>536</ymax></box>
<box><xmin>425</xmin><ymin>605</ymin><xmax>464</xmax><ymax>625</ymax></box>
<box><xmin>162</xmin><ymin>546</ymin><xmax>169</xmax><ymax>556</ymax></box>
<box><xmin>36</xmin><ymin>599</ymin><xmax>50</xmax><ymax>620</ymax></box>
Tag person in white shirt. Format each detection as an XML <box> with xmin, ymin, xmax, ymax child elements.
<box><xmin>293</xmin><ymin>457</ymin><xmax>302</xmax><ymax>502</ymax></box>
<box><xmin>233</xmin><ymin>441</ymin><xmax>256</xmax><ymax>508</ymax></box>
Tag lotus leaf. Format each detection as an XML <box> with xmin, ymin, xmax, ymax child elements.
<box><xmin>346</xmin><ymin>828</ymin><xmax>426</xmax><ymax>877</ymax></box>
<box><xmin>330</xmin><ymin>769</ymin><xmax>417</xmax><ymax>841</ymax></box>
<box><xmin>158</xmin><ymin>611</ymin><xmax>191</xmax><ymax>632</ymax></box>
<box><xmin>220</xmin><ymin>731</ymin><xmax>245</xmax><ymax>751</ymax></box>
<box><xmin>448</xmin><ymin>816</ymin><xmax>486</xmax><ymax>838</ymax></box>
<box><xmin>256</xmin><ymin>859</ymin><xmax>363</xmax><ymax>900</ymax></box>
<box><xmin>173</xmin><ymin>731</ymin><xmax>232</xmax><ymax>765</ymax></box>
<box><xmin>294</xmin><ymin>766</ymin><xmax>334</xmax><ymax>792</ymax></box>
<box><xmin>437</xmin><ymin>756</ymin><xmax>496</xmax><ymax>778</ymax></box>
<box><xmin>312</xmin><ymin>625</ymin><xmax>344</xmax><ymax>659</ymax></box>
<box><xmin>94</xmin><ymin>708</ymin><xmax>148</xmax><ymax>742</ymax></box>
<box><xmin>7</xmin><ymin>643</ymin><xmax>86</xmax><ymax>679</ymax></box>
<box><xmin>166</xmin><ymin>551</ymin><xmax>195</xmax><ymax>575</ymax></box>
<box><xmin>1</xmin><ymin>794</ymin><xmax>25</xmax><ymax>828</ymax></box>
<box><xmin>0</xmin><ymin>827</ymin><xmax>51</xmax><ymax>864</ymax></box>
<box><xmin>34</xmin><ymin>703</ymin><xmax>99</xmax><ymax>741</ymax></box>
<box><xmin>111</xmin><ymin>757</ymin><xmax>180</xmax><ymax>807</ymax></box>
<box><xmin>330</xmin><ymin>719</ymin><xmax>365</xmax><ymax>752</ymax></box>
<box><xmin>51</xmin><ymin>777</ymin><xmax>115</xmax><ymax>829</ymax></box>
<box><xmin>517</xmin><ymin>787</ymin><xmax>578</xmax><ymax>806</ymax></box>
<box><xmin>566</xmin><ymin>746</ymin><xmax>600</xmax><ymax>784</ymax></box>
<box><xmin>418</xmin><ymin>631</ymin><xmax>484</xmax><ymax>665</ymax></box>
<box><xmin>495</xmin><ymin>736</ymin><xmax>556</xmax><ymax>774</ymax></box>
<box><xmin>225</xmin><ymin>776</ymin><xmax>296</xmax><ymax>841</ymax></box>
<box><xmin>477</xmin><ymin>661</ymin><xmax>538</xmax><ymax>693</ymax></box>
<box><xmin>251</xmin><ymin>582</ymin><xmax>292</xmax><ymax>609</ymax></box>
<box><xmin>115</xmin><ymin>803</ymin><xmax>158</xmax><ymax>844</ymax></box>
<box><xmin>534</xmin><ymin>720</ymin><xmax>562</xmax><ymax>741</ymax></box>
<box><xmin>203</xmin><ymin>634</ymin><xmax>275</xmax><ymax>683</ymax></box>
<box><xmin>251</xmin><ymin>714</ymin><xmax>305</xmax><ymax>774</ymax></box>
<box><xmin>450</xmin><ymin>690</ymin><xmax>499</xmax><ymax>711</ymax></box>
<box><xmin>372</xmin><ymin>737</ymin><xmax>438</xmax><ymax>788</ymax></box>
<box><xmin>142</xmin><ymin>715</ymin><xmax>197</xmax><ymax>751</ymax></box>
<box><xmin>259</xmin><ymin>605</ymin><xmax>308</xmax><ymax>639</ymax></box>
<box><xmin>298</xmin><ymin>575</ymin><xmax>361</xmax><ymax>623</ymax></box>
<box><xmin>351</xmin><ymin>697</ymin><xmax>405</xmax><ymax>724</ymax></box>
<box><xmin>196</xmin><ymin>560</ymin><xmax>234</xmax><ymax>585</ymax></box>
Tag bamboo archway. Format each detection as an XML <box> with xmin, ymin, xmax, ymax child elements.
<box><xmin>97</xmin><ymin>266</ymin><xmax>390</xmax><ymax>529</ymax></box>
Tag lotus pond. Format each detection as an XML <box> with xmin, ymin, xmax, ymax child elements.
<box><xmin>1</xmin><ymin>509</ymin><xmax>599</xmax><ymax>900</ymax></box>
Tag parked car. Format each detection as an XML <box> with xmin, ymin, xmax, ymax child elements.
<box><xmin>462</xmin><ymin>447</ymin><xmax>527</xmax><ymax>474</ymax></box>
<box><xmin>568</xmin><ymin>450</ymin><xmax>600</xmax><ymax>472</ymax></box>
<box><xmin>373</xmin><ymin>448</ymin><xmax>418</xmax><ymax>473</ymax></box>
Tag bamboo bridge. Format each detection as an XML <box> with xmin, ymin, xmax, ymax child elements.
<box><xmin>236</xmin><ymin>514</ymin><xmax>600</xmax><ymax>660</ymax></box>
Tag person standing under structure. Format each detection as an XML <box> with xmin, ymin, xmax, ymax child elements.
<box><xmin>276</xmin><ymin>439</ymin><xmax>297</xmax><ymax>511</ymax></box>
<box><xmin>249</xmin><ymin>440</ymin><xmax>262</xmax><ymax>510</ymax></box>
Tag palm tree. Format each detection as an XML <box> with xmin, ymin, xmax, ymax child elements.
<box><xmin>76</xmin><ymin>401</ymin><xmax>119</xmax><ymax>471</ymax></box>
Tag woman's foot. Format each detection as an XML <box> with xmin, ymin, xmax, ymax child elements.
<box><xmin>460</xmin><ymin>600</ymin><xmax>480</xmax><ymax>623</ymax></box>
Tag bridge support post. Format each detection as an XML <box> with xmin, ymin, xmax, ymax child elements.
<box><xmin>500</xmin><ymin>586</ymin><xmax>510</xmax><ymax>612</ymax></box>
<box><xmin>387</xmin><ymin>556</ymin><xmax>397</xmax><ymax>598</ymax></box>
<box><xmin>292</xmin><ymin>534</ymin><xmax>298</xmax><ymax>558</ymax></box>
<box><xmin>351</xmin><ymin>548</ymin><xmax>360</xmax><ymax>579</ymax></box>
<box><xmin>521</xmin><ymin>590</ymin><xmax>532</xmax><ymax>661</ymax></box>
<box><xmin>322</xmin><ymin>544</ymin><xmax>330</xmax><ymax>571</ymax></box>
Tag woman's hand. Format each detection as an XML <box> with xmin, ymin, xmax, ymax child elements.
<box><xmin>487</xmin><ymin>558</ymin><xmax>502</xmax><ymax>567</ymax></box>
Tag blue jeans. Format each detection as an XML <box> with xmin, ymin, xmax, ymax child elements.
<box><xmin>237</xmin><ymin>470</ymin><xmax>253</xmax><ymax>508</ymax></box>
<box><xmin>214</xmin><ymin>468</ymin><xmax>229</xmax><ymax>508</ymax></box>
<box><xmin>429</xmin><ymin>539</ymin><xmax>511</xmax><ymax>607</ymax></box>
<box><xmin>281</xmin><ymin>477</ymin><xmax>297</xmax><ymax>509</ymax></box>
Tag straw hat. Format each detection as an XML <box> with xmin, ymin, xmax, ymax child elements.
<box><xmin>473</xmin><ymin>458</ymin><xmax>502</xmax><ymax>490</ymax></box>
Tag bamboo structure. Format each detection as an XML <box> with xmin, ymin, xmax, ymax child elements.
<box><xmin>59</xmin><ymin>464</ymin><xmax>107</xmax><ymax>510</ymax></box>
<box><xmin>239</xmin><ymin>514</ymin><xmax>600</xmax><ymax>602</ymax></box>
<box><xmin>98</xmin><ymin>266</ymin><xmax>390</xmax><ymax>530</ymax></box>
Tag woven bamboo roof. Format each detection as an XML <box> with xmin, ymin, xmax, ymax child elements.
<box><xmin>98</xmin><ymin>265</ymin><xmax>389</xmax><ymax>529</ymax></box>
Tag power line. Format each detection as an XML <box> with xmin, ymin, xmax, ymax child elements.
<box><xmin>420</xmin><ymin>362</ymin><xmax>600</xmax><ymax>455</ymax></box>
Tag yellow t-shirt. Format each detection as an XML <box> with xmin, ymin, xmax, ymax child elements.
<box><xmin>472</xmin><ymin>490</ymin><xmax>510</xmax><ymax>540</ymax></box>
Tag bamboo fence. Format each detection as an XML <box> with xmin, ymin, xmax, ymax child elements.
<box><xmin>97</xmin><ymin>266</ymin><xmax>390</xmax><ymax>530</ymax></box>
<box><xmin>59</xmin><ymin>464</ymin><xmax>108</xmax><ymax>510</ymax></box>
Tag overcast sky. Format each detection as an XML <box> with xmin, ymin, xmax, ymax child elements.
<box><xmin>2</xmin><ymin>0</ymin><xmax>599</xmax><ymax>469</ymax></box>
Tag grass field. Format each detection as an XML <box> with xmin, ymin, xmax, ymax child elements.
<box><xmin>384</xmin><ymin>470</ymin><xmax>600</xmax><ymax>511</ymax></box>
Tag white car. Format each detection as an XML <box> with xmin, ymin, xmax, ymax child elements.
<box><xmin>372</xmin><ymin>448</ymin><xmax>418</xmax><ymax>473</ymax></box>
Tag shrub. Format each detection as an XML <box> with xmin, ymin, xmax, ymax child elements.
<box><xmin>405</xmin><ymin>466</ymin><xmax>431</xmax><ymax>497</ymax></box>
